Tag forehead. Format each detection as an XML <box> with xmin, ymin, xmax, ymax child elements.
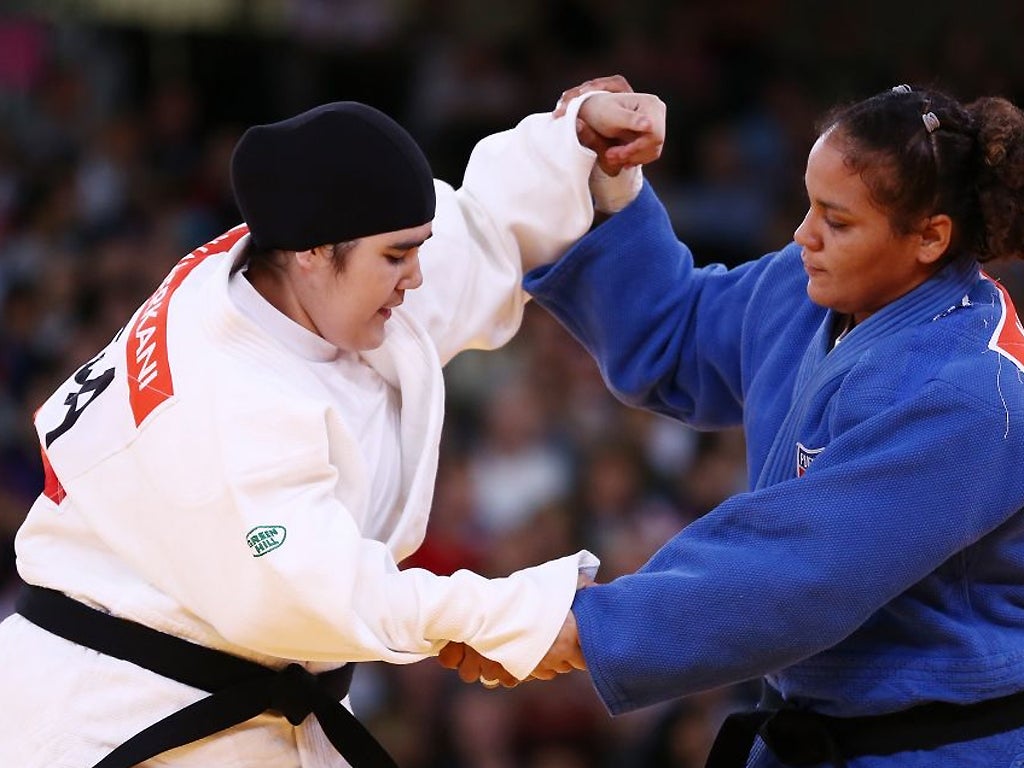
<box><xmin>806</xmin><ymin>134</ymin><xmax>854</xmax><ymax>183</ymax></box>
<box><xmin>804</xmin><ymin>134</ymin><xmax>878</xmax><ymax>208</ymax></box>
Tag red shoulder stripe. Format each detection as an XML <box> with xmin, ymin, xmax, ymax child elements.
<box><xmin>984</xmin><ymin>273</ymin><xmax>1024</xmax><ymax>374</ymax></box>
<box><xmin>33</xmin><ymin>404</ymin><xmax>66</xmax><ymax>504</ymax></box>
<box><xmin>127</xmin><ymin>225</ymin><xmax>248</xmax><ymax>426</ymax></box>
<box><xmin>39</xmin><ymin>444</ymin><xmax>65</xmax><ymax>504</ymax></box>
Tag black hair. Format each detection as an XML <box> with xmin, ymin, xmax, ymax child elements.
<box><xmin>819</xmin><ymin>85</ymin><xmax>1024</xmax><ymax>264</ymax></box>
<box><xmin>231</xmin><ymin>238</ymin><xmax>359</xmax><ymax>276</ymax></box>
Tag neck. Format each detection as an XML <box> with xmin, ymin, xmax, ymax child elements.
<box><xmin>831</xmin><ymin>313</ymin><xmax>855</xmax><ymax>347</ymax></box>
<box><xmin>244</xmin><ymin>262</ymin><xmax>317</xmax><ymax>335</ymax></box>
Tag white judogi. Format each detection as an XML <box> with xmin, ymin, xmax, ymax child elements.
<box><xmin>0</xmin><ymin>98</ymin><xmax>623</xmax><ymax>767</ymax></box>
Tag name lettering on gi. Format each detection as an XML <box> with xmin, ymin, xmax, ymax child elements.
<box><xmin>127</xmin><ymin>224</ymin><xmax>249</xmax><ymax>426</ymax></box>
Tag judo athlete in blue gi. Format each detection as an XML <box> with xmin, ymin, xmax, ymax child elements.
<box><xmin>521</xmin><ymin>80</ymin><xmax>1024</xmax><ymax>766</ymax></box>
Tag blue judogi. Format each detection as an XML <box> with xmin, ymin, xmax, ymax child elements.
<box><xmin>524</xmin><ymin>183</ymin><xmax>1024</xmax><ymax>766</ymax></box>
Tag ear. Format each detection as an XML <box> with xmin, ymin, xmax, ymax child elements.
<box><xmin>917</xmin><ymin>214</ymin><xmax>952</xmax><ymax>265</ymax></box>
<box><xmin>294</xmin><ymin>245</ymin><xmax>328</xmax><ymax>271</ymax></box>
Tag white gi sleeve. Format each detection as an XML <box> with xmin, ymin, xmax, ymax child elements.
<box><xmin>164</xmin><ymin>397</ymin><xmax>596</xmax><ymax>680</ymax></box>
<box><xmin>403</xmin><ymin>95</ymin><xmax>600</xmax><ymax>365</ymax></box>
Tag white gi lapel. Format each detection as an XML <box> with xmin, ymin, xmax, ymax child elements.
<box><xmin>360</xmin><ymin>309</ymin><xmax>445</xmax><ymax>561</ymax></box>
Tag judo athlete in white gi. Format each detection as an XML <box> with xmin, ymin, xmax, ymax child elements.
<box><xmin>516</xmin><ymin>78</ymin><xmax>1024</xmax><ymax>766</ymax></box>
<box><xmin>0</xmin><ymin>91</ymin><xmax>664</xmax><ymax>767</ymax></box>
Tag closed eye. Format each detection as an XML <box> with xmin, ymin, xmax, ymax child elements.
<box><xmin>384</xmin><ymin>231</ymin><xmax>429</xmax><ymax>264</ymax></box>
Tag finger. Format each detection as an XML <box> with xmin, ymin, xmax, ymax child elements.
<box><xmin>577</xmin><ymin>121</ymin><xmax>612</xmax><ymax>155</ymax></box>
<box><xmin>576</xmin><ymin>118</ymin><xmax>589</xmax><ymax>141</ymax></box>
<box><xmin>574</xmin><ymin>75</ymin><xmax>634</xmax><ymax>98</ymax></box>
<box><xmin>477</xmin><ymin>659</ymin><xmax>517</xmax><ymax>688</ymax></box>
<box><xmin>554</xmin><ymin>74</ymin><xmax>634</xmax><ymax>117</ymax></box>
<box><xmin>555</xmin><ymin>87</ymin><xmax>587</xmax><ymax>117</ymax></box>
<box><xmin>458</xmin><ymin>664</ymin><xmax>479</xmax><ymax>683</ymax></box>
<box><xmin>555</xmin><ymin>89</ymin><xmax>590</xmax><ymax>117</ymax></box>
<box><xmin>596</xmin><ymin>154</ymin><xmax>626</xmax><ymax>177</ymax></box>
<box><xmin>594</xmin><ymin>135</ymin><xmax>642</xmax><ymax>175</ymax></box>
<box><xmin>594</xmin><ymin>74</ymin><xmax>634</xmax><ymax>94</ymax></box>
<box><xmin>615</xmin><ymin>110</ymin><xmax>651</xmax><ymax>134</ymax></box>
<box><xmin>580</xmin><ymin>108</ymin><xmax>651</xmax><ymax>144</ymax></box>
<box><xmin>493</xmin><ymin>667</ymin><xmax>519</xmax><ymax>687</ymax></box>
<box><xmin>607</xmin><ymin>139</ymin><xmax>663</xmax><ymax>167</ymax></box>
<box><xmin>588</xmin><ymin>93</ymin><xmax>665</xmax><ymax>140</ymax></box>
<box><xmin>437</xmin><ymin>642</ymin><xmax>466</xmax><ymax>670</ymax></box>
<box><xmin>607</xmin><ymin>107</ymin><xmax>653</xmax><ymax>137</ymax></box>
<box><xmin>456</xmin><ymin>653</ymin><xmax>482</xmax><ymax>683</ymax></box>
<box><xmin>607</xmin><ymin>130</ymin><xmax>664</xmax><ymax>160</ymax></box>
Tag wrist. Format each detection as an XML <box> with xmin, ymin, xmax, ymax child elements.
<box><xmin>590</xmin><ymin>163</ymin><xmax>643</xmax><ymax>214</ymax></box>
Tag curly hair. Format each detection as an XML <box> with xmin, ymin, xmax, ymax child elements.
<box><xmin>819</xmin><ymin>86</ymin><xmax>1024</xmax><ymax>264</ymax></box>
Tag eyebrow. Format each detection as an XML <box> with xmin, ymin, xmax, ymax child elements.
<box><xmin>811</xmin><ymin>196</ymin><xmax>853</xmax><ymax>215</ymax></box>
<box><xmin>386</xmin><ymin>232</ymin><xmax>433</xmax><ymax>251</ymax></box>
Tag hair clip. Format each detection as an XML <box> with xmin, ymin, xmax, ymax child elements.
<box><xmin>891</xmin><ymin>84</ymin><xmax>912</xmax><ymax>94</ymax></box>
<box><xmin>922</xmin><ymin>112</ymin><xmax>940</xmax><ymax>133</ymax></box>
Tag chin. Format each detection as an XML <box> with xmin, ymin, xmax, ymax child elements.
<box><xmin>805</xmin><ymin>282</ymin><xmax>826</xmax><ymax>308</ymax></box>
<box><xmin>806</xmin><ymin>283</ymin><xmax>838</xmax><ymax>312</ymax></box>
<box><xmin>358</xmin><ymin>333</ymin><xmax>387</xmax><ymax>351</ymax></box>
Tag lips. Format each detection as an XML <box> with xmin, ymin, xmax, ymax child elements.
<box><xmin>380</xmin><ymin>298</ymin><xmax>402</xmax><ymax>317</ymax></box>
<box><xmin>802</xmin><ymin>258</ymin><xmax>825</xmax><ymax>277</ymax></box>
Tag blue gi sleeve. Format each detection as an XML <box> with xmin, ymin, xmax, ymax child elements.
<box><xmin>524</xmin><ymin>182</ymin><xmax>781</xmax><ymax>430</ymax></box>
<box><xmin>571</xmin><ymin>376</ymin><xmax>1024</xmax><ymax>714</ymax></box>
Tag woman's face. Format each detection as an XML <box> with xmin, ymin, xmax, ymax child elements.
<box><xmin>793</xmin><ymin>133</ymin><xmax>941</xmax><ymax>323</ymax></box>
<box><xmin>292</xmin><ymin>222</ymin><xmax>431</xmax><ymax>351</ymax></box>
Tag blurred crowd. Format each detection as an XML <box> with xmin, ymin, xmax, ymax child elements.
<box><xmin>2</xmin><ymin>2</ymin><xmax>1024</xmax><ymax>766</ymax></box>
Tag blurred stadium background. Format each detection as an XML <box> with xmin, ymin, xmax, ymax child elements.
<box><xmin>1</xmin><ymin>1</ymin><xmax>1022</xmax><ymax>766</ymax></box>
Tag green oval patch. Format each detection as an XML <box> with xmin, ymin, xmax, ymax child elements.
<box><xmin>246</xmin><ymin>525</ymin><xmax>287</xmax><ymax>557</ymax></box>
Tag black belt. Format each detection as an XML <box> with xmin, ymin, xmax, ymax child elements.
<box><xmin>705</xmin><ymin>684</ymin><xmax>1024</xmax><ymax>767</ymax></box>
<box><xmin>16</xmin><ymin>584</ymin><xmax>398</xmax><ymax>768</ymax></box>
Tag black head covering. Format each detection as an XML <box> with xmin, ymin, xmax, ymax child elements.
<box><xmin>230</xmin><ymin>101</ymin><xmax>436</xmax><ymax>251</ymax></box>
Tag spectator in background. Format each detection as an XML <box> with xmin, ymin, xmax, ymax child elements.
<box><xmin>468</xmin><ymin>375</ymin><xmax>573</xmax><ymax>538</ymax></box>
<box><xmin>572</xmin><ymin>438</ymin><xmax>685</xmax><ymax>580</ymax></box>
<box><xmin>6</xmin><ymin>8</ymin><xmax>1024</xmax><ymax>767</ymax></box>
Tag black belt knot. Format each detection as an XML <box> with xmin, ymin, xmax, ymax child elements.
<box><xmin>15</xmin><ymin>584</ymin><xmax>398</xmax><ymax>768</ymax></box>
<box><xmin>269</xmin><ymin>663</ymin><xmax>320</xmax><ymax>726</ymax></box>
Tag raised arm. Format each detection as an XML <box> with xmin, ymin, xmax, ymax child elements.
<box><xmin>401</xmin><ymin>90</ymin><xmax>666</xmax><ymax>365</ymax></box>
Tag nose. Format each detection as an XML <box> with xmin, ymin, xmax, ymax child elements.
<box><xmin>793</xmin><ymin>209</ymin><xmax>820</xmax><ymax>250</ymax></box>
<box><xmin>399</xmin><ymin>253</ymin><xmax>423</xmax><ymax>291</ymax></box>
